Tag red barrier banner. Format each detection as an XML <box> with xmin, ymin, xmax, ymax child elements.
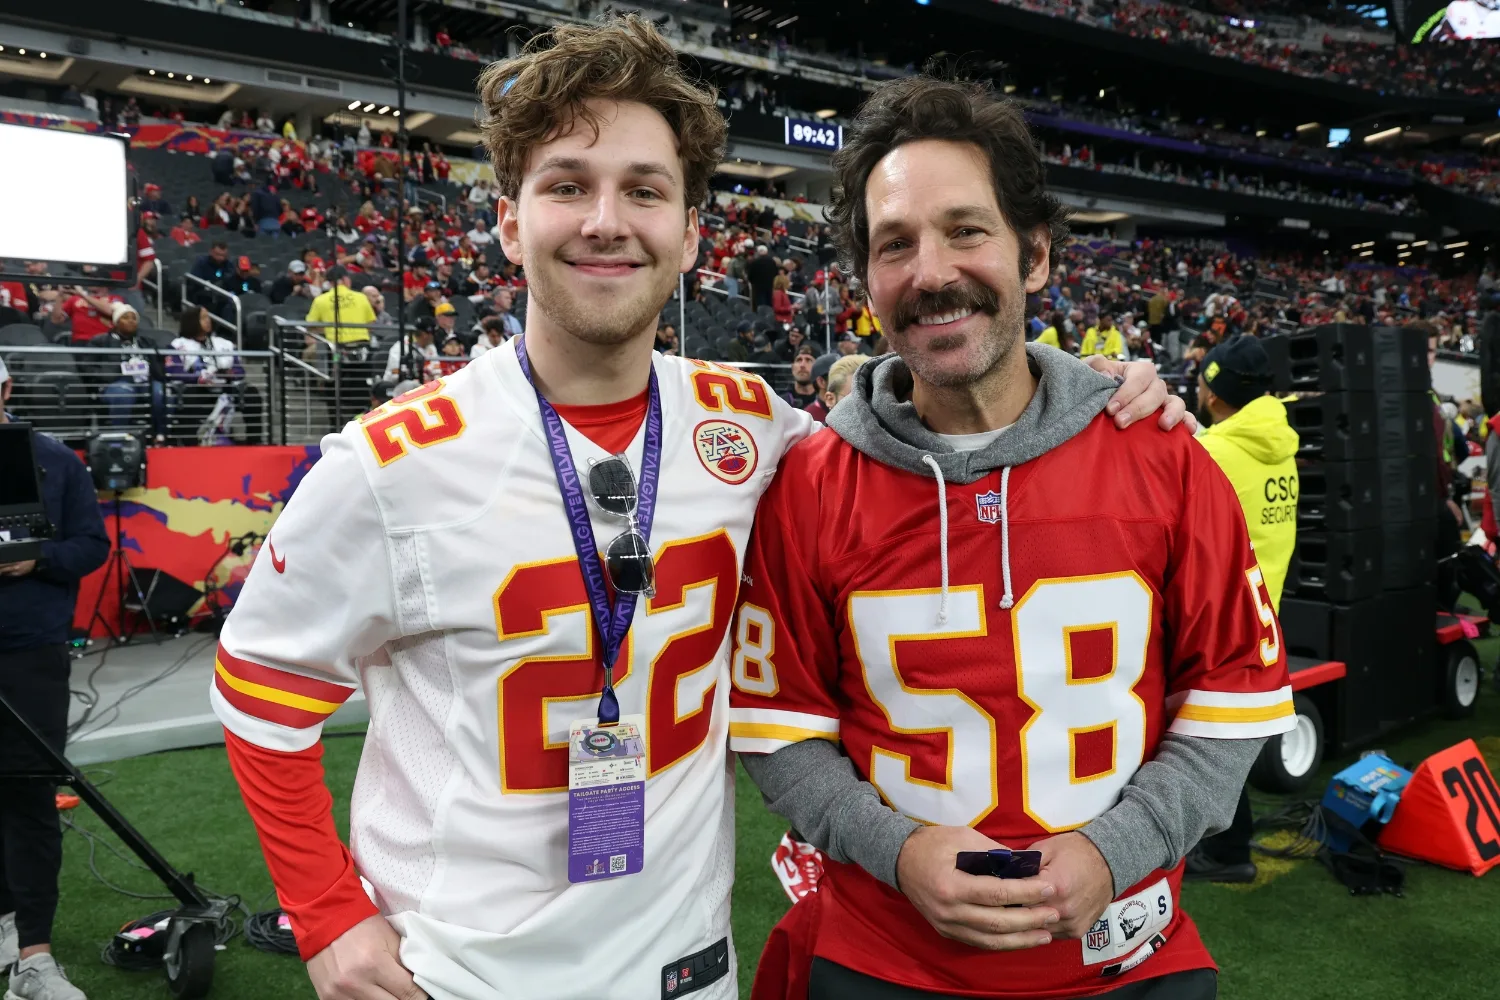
<box><xmin>77</xmin><ymin>445</ymin><xmax>321</xmax><ymax>637</ymax></box>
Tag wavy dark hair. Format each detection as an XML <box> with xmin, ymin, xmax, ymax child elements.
<box><xmin>476</xmin><ymin>15</ymin><xmax>726</xmax><ymax>212</ymax></box>
<box><xmin>827</xmin><ymin>75</ymin><xmax>1069</xmax><ymax>291</ymax></box>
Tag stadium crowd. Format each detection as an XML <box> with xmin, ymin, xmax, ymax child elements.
<box><xmin>999</xmin><ymin>0</ymin><xmax>1500</xmax><ymax>98</ymax></box>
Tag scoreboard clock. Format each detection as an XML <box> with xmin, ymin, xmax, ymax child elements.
<box><xmin>783</xmin><ymin>116</ymin><xmax>842</xmax><ymax>152</ymax></box>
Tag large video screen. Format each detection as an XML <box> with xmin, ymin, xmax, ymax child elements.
<box><xmin>0</xmin><ymin>124</ymin><xmax>130</xmax><ymax>268</ymax></box>
<box><xmin>1411</xmin><ymin>1</ymin><xmax>1500</xmax><ymax>41</ymax></box>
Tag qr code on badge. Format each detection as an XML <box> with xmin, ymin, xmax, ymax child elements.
<box><xmin>609</xmin><ymin>854</ymin><xmax>628</xmax><ymax>874</ymax></box>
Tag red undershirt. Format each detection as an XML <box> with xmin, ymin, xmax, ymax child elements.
<box><xmin>225</xmin><ymin>391</ymin><xmax>650</xmax><ymax>959</ymax></box>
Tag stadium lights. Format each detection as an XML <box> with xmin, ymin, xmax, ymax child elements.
<box><xmin>1296</xmin><ymin>122</ymin><xmax>1320</xmax><ymax>133</ymax></box>
<box><xmin>1360</xmin><ymin>250</ymin><xmax>1374</xmax><ymax>257</ymax></box>
<box><xmin>1098</xmin><ymin>88</ymin><xmax>1105</xmax><ymax>98</ymax></box>
<box><xmin>167</xmin><ymin>72</ymin><xmax>174</xmax><ymax>78</ymax></box>
<box><xmin>204</xmin><ymin>78</ymin><xmax>210</xmax><ymax>83</ymax></box>
<box><xmin>814</xmin><ymin>108</ymin><xmax>836</xmax><ymax>119</ymax></box>
<box><xmin>17</xmin><ymin>48</ymin><xmax>24</xmax><ymax>55</ymax></box>
<box><xmin>1351</xmin><ymin>241</ymin><xmax>1374</xmax><ymax>250</ymax></box>
<box><xmin>347</xmin><ymin>100</ymin><xmax>360</xmax><ymax>110</ymax></box>
<box><xmin>1363</xmin><ymin>126</ymin><xmax>1401</xmax><ymax>144</ymax></box>
<box><xmin>1413</xmin><ymin>240</ymin><xmax>1428</xmax><ymax>246</ymax></box>
<box><xmin>363</xmin><ymin>103</ymin><xmax>375</xmax><ymax>112</ymax></box>
<box><xmin>1255</xmin><ymin>129</ymin><xmax>1266</xmax><ymax>137</ymax></box>
<box><xmin>1455</xmin><ymin>251</ymin><xmax>1466</xmax><ymax>259</ymax></box>
<box><xmin>1398</xmin><ymin>243</ymin><xmax>1409</xmax><ymax>250</ymax></box>
<box><xmin>1445</xmin><ymin>241</ymin><xmax>1469</xmax><ymax>249</ymax></box>
<box><xmin>38</xmin><ymin>52</ymin><xmax>45</xmax><ymax>59</ymax></box>
<box><xmin>148</xmin><ymin>69</ymin><xmax>155</xmax><ymax>75</ymax></box>
<box><xmin>185</xmin><ymin>74</ymin><xmax>192</xmax><ymax>80</ymax></box>
<box><xmin>378</xmin><ymin>105</ymin><xmax>390</xmax><ymax>114</ymax></box>
<box><xmin>1398</xmin><ymin>251</ymin><xmax>1411</xmax><ymax>258</ymax></box>
<box><xmin>393</xmin><ymin>110</ymin><xmax>400</xmax><ymax>117</ymax></box>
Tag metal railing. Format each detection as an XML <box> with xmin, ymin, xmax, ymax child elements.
<box><xmin>181</xmin><ymin>273</ymin><xmax>244</xmax><ymax>349</ymax></box>
<box><xmin>690</xmin><ymin>268</ymin><xmax>833</xmax><ymax>354</ymax></box>
<box><xmin>415</xmin><ymin>188</ymin><xmax>448</xmax><ymax>214</ymax></box>
<box><xmin>139</xmin><ymin>258</ymin><xmax>166</xmax><ymax>329</ymax></box>
<box><xmin>0</xmin><ymin>344</ymin><xmax>280</xmax><ymax>447</ymax></box>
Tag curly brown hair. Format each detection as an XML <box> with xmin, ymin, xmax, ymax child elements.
<box><xmin>476</xmin><ymin>15</ymin><xmax>726</xmax><ymax>212</ymax></box>
<box><xmin>827</xmin><ymin>75</ymin><xmax>1069</xmax><ymax>291</ymax></box>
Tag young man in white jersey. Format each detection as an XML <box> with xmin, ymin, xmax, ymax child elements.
<box><xmin>214</xmin><ymin>17</ymin><xmax>1190</xmax><ymax>1000</ymax></box>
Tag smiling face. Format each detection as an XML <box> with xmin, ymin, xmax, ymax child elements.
<box><xmin>497</xmin><ymin>99</ymin><xmax>697</xmax><ymax>349</ymax></box>
<box><xmin>863</xmin><ymin>140</ymin><xmax>1047</xmax><ymax>390</ymax></box>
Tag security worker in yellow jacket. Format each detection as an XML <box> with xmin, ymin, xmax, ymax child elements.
<box><xmin>1193</xmin><ymin>337</ymin><xmax>1300</xmax><ymax>607</ymax></box>
<box><xmin>305</xmin><ymin>266</ymin><xmax>377</xmax><ymax>345</ymax></box>
<box><xmin>1186</xmin><ymin>335</ymin><xmax>1299</xmax><ymax>884</ymax></box>
<box><xmin>1080</xmin><ymin>311</ymin><xmax>1126</xmax><ymax>359</ymax></box>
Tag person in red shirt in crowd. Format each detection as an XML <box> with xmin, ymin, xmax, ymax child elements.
<box><xmin>402</xmin><ymin>253</ymin><xmax>432</xmax><ymax>301</ymax></box>
<box><xmin>169</xmin><ymin>213</ymin><xmax>203</xmax><ymax>247</ymax></box>
<box><xmin>136</xmin><ymin>212</ymin><xmax>160</xmax><ymax>285</ymax></box>
<box><xmin>434</xmin><ymin>25</ymin><xmax>452</xmax><ymax>49</ymax></box>
<box><xmin>54</xmin><ymin>285</ymin><xmax>125</xmax><ymax>344</ymax></box>
<box><xmin>300</xmin><ymin>205</ymin><xmax>325</xmax><ymax>232</ymax></box>
<box><xmin>432</xmin><ymin>150</ymin><xmax>450</xmax><ymax>181</ymax></box>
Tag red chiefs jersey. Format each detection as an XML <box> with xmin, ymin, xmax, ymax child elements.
<box><xmin>729</xmin><ymin>416</ymin><xmax>1293</xmax><ymax>997</ymax></box>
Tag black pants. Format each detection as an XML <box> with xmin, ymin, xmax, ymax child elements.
<box><xmin>0</xmin><ymin>645</ymin><xmax>71</xmax><ymax>949</ymax></box>
<box><xmin>809</xmin><ymin>959</ymin><xmax>1216</xmax><ymax>1000</ymax></box>
<box><xmin>1197</xmin><ymin>786</ymin><xmax>1254</xmax><ymax>867</ymax></box>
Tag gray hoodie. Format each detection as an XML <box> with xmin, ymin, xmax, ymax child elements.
<box><xmin>739</xmin><ymin>343</ymin><xmax>1265</xmax><ymax>897</ymax></box>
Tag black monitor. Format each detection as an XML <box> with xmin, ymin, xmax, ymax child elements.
<box><xmin>0</xmin><ymin>422</ymin><xmax>44</xmax><ymax>512</ymax></box>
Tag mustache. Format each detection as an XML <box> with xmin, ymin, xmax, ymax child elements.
<box><xmin>890</xmin><ymin>281</ymin><xmax>1001</xmax><ymax>331</ymax></box>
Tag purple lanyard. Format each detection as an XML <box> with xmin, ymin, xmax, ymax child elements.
<box><xmin>514</xmin><ymin>335</ymin><xmax>662</xmax><ymax>725</ymax></box>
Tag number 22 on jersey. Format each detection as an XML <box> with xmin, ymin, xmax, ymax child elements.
<box><xmin>493</xmin><ymin>531</ymin><xmax>738</xmax><ymax>793</ymax></box>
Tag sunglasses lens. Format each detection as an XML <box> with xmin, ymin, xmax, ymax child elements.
<box><xmin>589</xmin><ymin>457</ymin><xmax>638</xmax><ymax>518</ymax></box>
<box><xmin>606</xmin><ymin>530</ymin><xmax>654</xmax><ymax>594</ymax></box>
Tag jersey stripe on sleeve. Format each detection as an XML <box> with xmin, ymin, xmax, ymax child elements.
<box><xmin>1166</xmin><ymin>685</ymin><xmax>1296</xmax><ymax>738</ymax></box>
<box><xmin>728</xmin><ymin>706</ymin><xmax>840</xmax><ymax>754</ymax></box>
<box><xmin>213</xmin><ymin>643</ymin><xmax>356</xmax><ymax>731</ymax></box>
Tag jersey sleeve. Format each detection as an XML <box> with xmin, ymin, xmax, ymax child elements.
<box><xmin>1162</xmin><ymin>441</ymin><xmax>1296</xmax><ymax>740</ymax></box>
<box><xmin>728</xmin><ymin>447</ymin><xmax>842</xmax><ymax>754</ymax></box>
<box><xmin>212</xmin><ymin>430</ymin><xmax>399</xmax><ymax>752</ymax></box>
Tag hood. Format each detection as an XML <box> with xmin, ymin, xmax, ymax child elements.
<box><xmin>1199</xmin><ymin>395</ymin><xmax>1298</xmax><ymax>464</ymax></box>
<box><xmin>826</xmin><ymin>342</ymin><xmax>1118</xmax><ymax>485</ymax></box>
<box><xmin>825</xmin><ymin>342</ymin><xmax>1117</xmax><ymax>621</ymax></box>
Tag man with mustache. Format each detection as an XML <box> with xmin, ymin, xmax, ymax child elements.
<box><xmin>730</xmin><ymin>75</ymin><xmax>1294</xmax><ymax>1000</ymax></box>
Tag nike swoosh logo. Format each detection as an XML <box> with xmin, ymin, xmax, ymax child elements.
<box><xmin>268</xmin><ymin>541</ymin><xmax>286</xmax><ymax>574</ymax></box>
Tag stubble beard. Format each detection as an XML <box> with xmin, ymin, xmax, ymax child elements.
<box><xmin>527</xmin><ymin>251</ymin><xmax>677</xmax><ymax>347</ymax></box>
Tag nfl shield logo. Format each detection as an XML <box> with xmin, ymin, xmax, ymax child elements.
<box><xmin>1085</xmin><ymin>918</ymin><xmax>1111</xmax><ymax>953</ymax></box>
<box><xmin>666</xmin><ymin>970</ymin><xmax>678</xmax><ymax>994</ymax></box>
<box><xmin>975</xmin><ymin>490</ymin><xmax>1003</xmax><ymax>524</ymax></box>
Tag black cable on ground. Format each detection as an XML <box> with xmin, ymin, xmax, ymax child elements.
<box><xmin>244</xmin><ymin>908</ymin><xmax>299</xmax><ymax>955</ymax></box>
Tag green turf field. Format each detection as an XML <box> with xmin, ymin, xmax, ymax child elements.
<box><xmin>40</xmin><ymin>653</ymin><xmax>1500</xmax><ymax>1000</ymax></box>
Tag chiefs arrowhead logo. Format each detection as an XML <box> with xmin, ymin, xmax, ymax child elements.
<box><xmin>268</xmin><ymin>540</ymin><xmax>286</xmax><ymax>574</ymax></box>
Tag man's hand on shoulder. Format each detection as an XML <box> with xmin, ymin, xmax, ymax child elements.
<box><xmin>1086</xmin><ymin>355</ymin><xmax>1197</xmax><ymax>434</ymax></box>
<box><xmin>894</xmin><ymin>825</ymin><xmax>1058</xmax><ymax>952</ymax></box>
<box><xmin>1030</xmin><ymin>831</ymin><xmax>1115</xmax><ymax>940</ymax></box>
<box><xmin>307</xmin><ymin>914</ymin><xmax>427</xmax><ymax>1000</ymax></box>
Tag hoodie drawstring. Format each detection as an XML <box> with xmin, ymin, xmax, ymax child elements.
<box><xmin>998</xmin><ymin>465</ymin><xmax>1015</xmax><ymax>610</ymax></box>
<box><xmin>921</xmin><ymin>455</ymin><xmax>950</xmax><ymax>626</ymax></box>
<box><xmin>922</xmin><ymin>458</ymin><xmax>1015</xmax><ymax>620</ymax></box>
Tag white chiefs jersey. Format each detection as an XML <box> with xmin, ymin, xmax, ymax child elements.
<box><xmin>214</xmin><ymin>339</ymin><xmax>814</xmax><ymax>1000</ymax></box>
<box><xmin>1443</xmin><ymin>0</ymin><xmax>1500</xmax><ymax>38</ymax></box>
